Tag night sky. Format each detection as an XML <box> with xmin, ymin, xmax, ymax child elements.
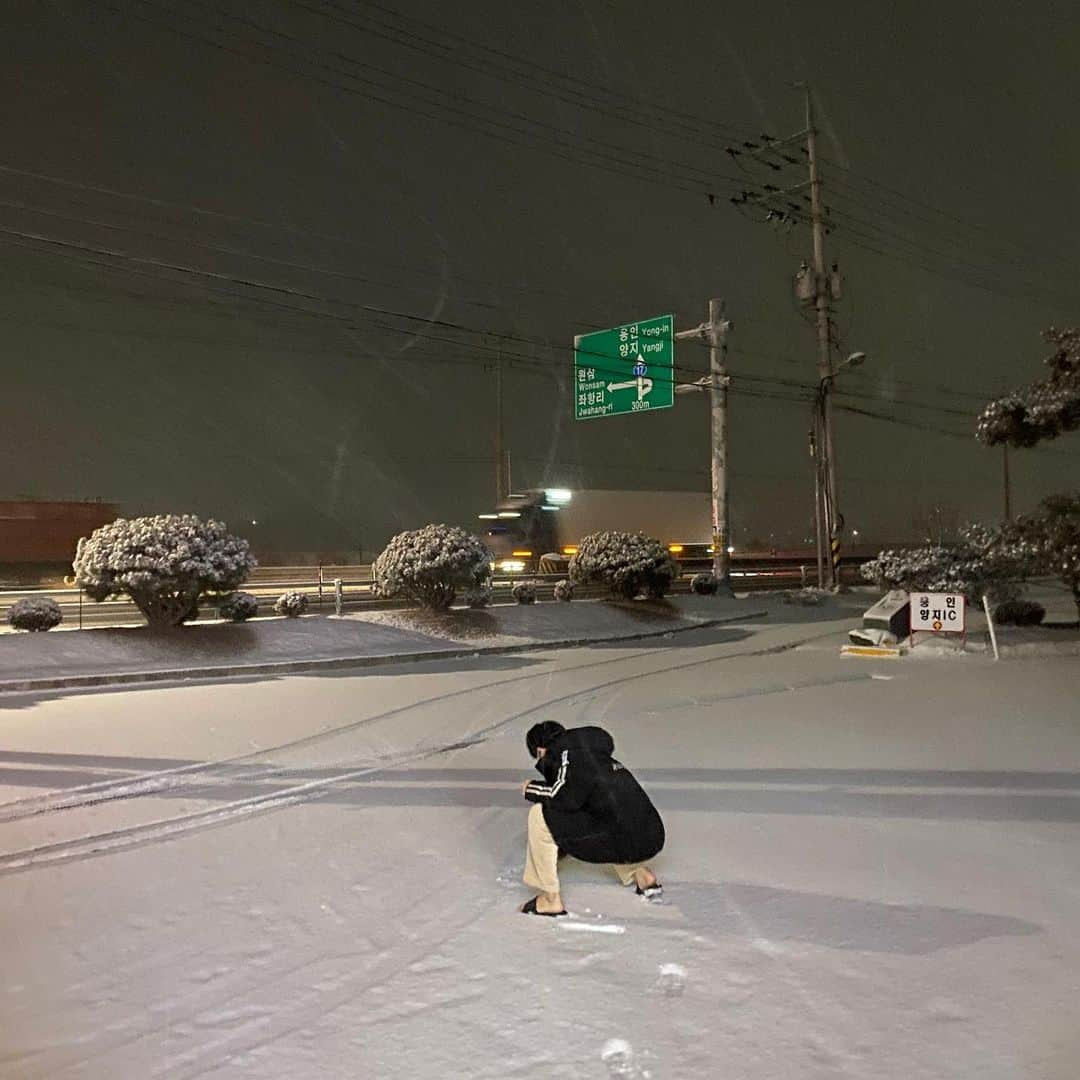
<box><xmin>4</xmin><ymin>1</ymin><xmax>1078</xmax><ymax>556</ymax></box>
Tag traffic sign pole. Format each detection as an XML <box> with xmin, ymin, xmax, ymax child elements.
<box><xmin>673</xmin><ymin>301</ymin><xmax>734</xmax><ymax>593</ymax></box>
<box><xmin>573</xmin><ymin>304</ymin><xmax>734</xmax><ymax>595</ymax></box>
<box><xmin>707</xmin><ymin>299</ymin><xmax>733</xmax><ymax>591</ymax></box>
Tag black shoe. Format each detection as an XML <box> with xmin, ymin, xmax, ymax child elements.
<box><xmin>635</xmin><ymin>882</ymin><xmax>663</xmax><ymax>900</ymax></box>
<box><xmin>521</xmin><ymin>896</ymin><xmax>568</xmax><ymax>917</ymax></box>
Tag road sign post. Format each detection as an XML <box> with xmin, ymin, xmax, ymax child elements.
<box><xmin>573</xmin><ymin>314</ymin><xmax>674</xmax><ymax>420</ymax></box>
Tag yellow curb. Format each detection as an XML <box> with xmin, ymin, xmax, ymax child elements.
<box><xmin>840</xmin><ymin>645</ymin><xmax>905</xmax><ymax>659</ymax></box>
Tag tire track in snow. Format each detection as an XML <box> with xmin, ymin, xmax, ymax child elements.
<box><xmin>158</xmin><ymin>892</ymin><xmax>501</xmax><ymax>1080</ymax></box>
<box><xmin>0</xmin><ymin>636</ymin><xmax>722</xmax><ymax>823</ymax></box>
<box><xmin>0</xmin><ymin>627</ymin><xmax>841</xmax><ymax>875</ymax></box>
<box><xmin>26</xmin><ymin>874</ymin><xmax>498</xmax><ymax>1080</ymax></box>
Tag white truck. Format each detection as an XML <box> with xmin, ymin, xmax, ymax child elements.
<box><xmin>477</xmin><ymin>488</ymin><xmax>713</xmax><ymax>573</ymax></box>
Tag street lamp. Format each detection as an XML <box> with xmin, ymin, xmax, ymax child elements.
<box><xmin>821</xmin><ymin>353</ymin><xmax>865</xmax><ymax>393</ymax></box>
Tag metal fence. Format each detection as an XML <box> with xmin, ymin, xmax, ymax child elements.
<box><xmin>0</xmin><ymin>558</ymin><xmax>871</xmax><ymax>630</ymax></box>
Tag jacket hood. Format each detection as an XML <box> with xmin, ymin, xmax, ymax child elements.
<box><xmin>552</xmin><ymin>725</ymin><xmax>615</xmax><ymax>756</ymax></box>
<box><xmin>533</xmin><ymin>725</ymin><xmax>615</xmax><ymax>777</ymax></box>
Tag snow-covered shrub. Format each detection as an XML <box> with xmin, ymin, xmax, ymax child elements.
<box><xmin>511</xmin><ymin>580</ymin><xmax>537</xmax><ymax>604</ymax></box>
<box><xmin>219</xmin><ymin>591</ymin><xmax>259</xmax><ymax>622</ymax></box>
<box><xmin>553</xmin><ymin>579</ymin><xmax>574</xmax><ymax>602</ymax></box>
<box><xmin>275</xmin><ymin>591</ymin><xmax>308</xmax><ymax>618</ymax></box>
<box><xmin>73</xmin><ymin>514</ymin><xmax>256</xmax><ymax>628</ymax></box>
<box><xmin>373</xmin><ymin>524</ymin><xmax>491</xmax><ymax>611</ymax></box>
<box><xmin>7</xmin><ymin>597</ymin><xmax>63</xmax><ymax>632</ymax></box>
<box><xmin>569</xmin><ymin>531</ymin><xmax>679</xmax><ymax>600</ymax></box>
<box><xmin>781</xmin><ymin>588</ymin><xmax>825</xmax><ymax>606</ymax></box>
<box><xmin>999</xmin><ymin>493</ymin><xmax>1080</xmax><ymax>619</ymax></box>
<box><xmin>465</xmin><ymin>582</ymin><xmax>493</xmax><ymax>609</ymax></box>
<box><xmin>993</xmin><ymin>599</ymin><xmax>1046</xmax><ymax>626</ymax></box>
<box><xmin>860</xmin><ymin>523</ymin><xmax>1026</xmax><ymax>605</ymax></box>
<box><xmin>690</xmin><ymin>573</ymin><xmax>719</xmax><ymax>596</ymax></box>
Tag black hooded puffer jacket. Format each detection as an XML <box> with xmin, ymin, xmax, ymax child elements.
<box><xmin>524</xmin><ymin>725</ymin><xmax>664</xmax><ymax>865</ymax></box>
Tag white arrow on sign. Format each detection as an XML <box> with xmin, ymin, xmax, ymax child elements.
<box><xmin>606</xmin><ymin>376</ymin><xmax>653</xmax><ymax>400</ymax></box>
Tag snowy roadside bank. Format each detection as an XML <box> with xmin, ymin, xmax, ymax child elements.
<box><xmin>335</xmin><ymin>593</ymin><xmax>752</xmax><ymax>643</ymax></box>
<box><xmin>0</xmin><ymin>595</ymin><xmax>767</xmax><ymax>694</ymax></box>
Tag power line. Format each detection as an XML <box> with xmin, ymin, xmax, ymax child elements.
<box><xmin>0</xmin><ymin>195</ymin><xmax>507</xmax><ymax>312</ymax></box>
<box><xmin>112</xmin><ymin>0</ymin><xmax>742</xmax><ymax>200</ymax></box>
<box><xmin>823</xmin><ymin>180</ymin><xmax>1074</xmax><ymax>290</ymax></box>
<box><xmin>820</xmin><ymin>154</ymin><xmax>1077</xmax><ymax>273</ymax></box>
<box><xmin>731</xmin><ymin>138</ymin><xmax>1075</xmax><ymax>289</ymax></box>
<box><xmin>14</xmin><ymin>223</ymin><xmax>1076</xmax><ymax>458</ymax></box>
<box><xmin>1</xmin><ymin>178</ymin><xmax>1064</xmax><ymax>438</ymax></box>
<box><xmin>56</xmin><ymin>0</ymin><xmax>1080</xmax><ymax>325</ymax></box>
<box><xmin>834</xmin><ymin>224</ymin><xmax>1075</xmax><ymax>310</ymax></box>
<box><xmin>294</xmin><ymin>0</ymin><xmax>756</xmax><ymax>152</ymax></box>
<box><xmin>834</xmin><ymin>401</ymin><xmax>972</xmax><ymax>440</ymax></box>
<box><xmin>731</xmin><ymin>186</ymin><xmax>1076</xmax><ymax>309</ymax></box>
<box><xmin>307</xmin><ymin>0</ymin><xmax>1077</xmax><ymax>311</ymax></box>
<box><xmin>349</xmin><ymin>0</ymin><xmax>757</xmax><ymax>143</ymax></box>
<box><xmin>731</xmin><ymin>340</ymin><xmax>991</xmax><ymax>402</ymax></box>
<box><xmin>0</xmin><ymin>224</ymin><xmax>728</xmax><ymax>395</ymax></box>
<box><xmin>0</xmin><ymin>162</ymin><xmax>400</xmax><ymax>256</ymax></box>
<box><xmin>0</xmin><ymin>192</ymin><xmax>638</xmax><ymax>327</ymax></box>
<box><xmin>3</xmin><ymin>219</ymin><xmax>1019</xmax><ymax>433</ymax></box>
<box><xmin>822</xmin><ymin>204</ymin><xmax>1077</xmax><ymax>308</ymax></box>
<box><xmin>0</xmin><ymin>162</ymin><xmax>633</xmax><ymax>317</ymax></box>
<box><xmin>22</xmin><ymin>5</ymin><xmax>1073</xmax><ymax>344</ymax></box>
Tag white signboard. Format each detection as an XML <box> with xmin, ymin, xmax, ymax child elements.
<box><xmin>910</xmin><ymin>592</ymin><xmax>965</xmax><ymax>634</ymax></box>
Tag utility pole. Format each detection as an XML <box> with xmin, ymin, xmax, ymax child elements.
<box><xmin>805</xmin><ymin>86</ymin><xmax>839</xmax><ymax>589</ymax></box>
<box><xmin>675</xmin><ymin>300</ymin><xmax>733</xmax><ymax>592</ymax></box>
<box><xmin>809</xmin><ymin>423</ymin><xmax>825</xmax><ymax>586</ymax></box>
<box><xmin>495</xmin><ymin>350</ymin><xmax>509</xmax><ymax>502</ymax></box>
<box><xmin>708</xmin><ymin>299</ymin><xmax>733</xmax><ymax>588</ymax></box>
<box><xmin>725</xmin><ymin>87</ymin><xmax>849</xmax><ymax>590</ymax></box>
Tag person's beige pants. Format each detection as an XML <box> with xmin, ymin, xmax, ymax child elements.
<box><xmin>523</xmin><ymin>803</ymin><xmax>650</xmax><ymax>894</ymax></box>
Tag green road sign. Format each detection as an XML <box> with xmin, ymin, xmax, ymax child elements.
<box><xmin>573</xmin><ymin>314</ymin><xmax>675</xmax><ymax>420</ymax></box>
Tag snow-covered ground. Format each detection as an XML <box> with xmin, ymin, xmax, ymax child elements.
<box><xmin>0</xmin><ymin>593</ymin><xmax>752</xmax><ymax>687</ymax></box>
<box><xmin>1</xmin><ymin>607</ymin><xmax>1078</xmax><ymax>1078</ymax></box>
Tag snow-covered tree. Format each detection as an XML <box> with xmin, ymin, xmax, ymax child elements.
<box><xmin>73</xmin><ymin>515</ymin><xmax>256</xmax><ymax>628</ymax></box>
<box><xmin>999</xmin><ymin>494</ymin><xmax>1080</xmax><ymax>620</ymax></box>
<box><xmin>569</xmin><ymin>531</ymin><xmax>679</xmax><ymax>600</ymax></box>
<box><xmin>860</xmin><ymin>523</ymin><xmax>1028</xmax><ymax>604</ymax></box>
<box><xmin>976</xmin><ymin>327</ymin><xmax>1080</xmax><ymax>448</ymax></box>
<box><xmin>553</xmin><ymin>579</ymin><xmax>575</xmax><ymax>602</ymax></box>
<box><xmin>7</xmin><ymin>596</ymin><xmax>63</xmax><ymax>632</ymax></box>
<box><xmin>372</xmin><ymin>524</ymin><xmax>491</xmax><ymax>611</ymax></box>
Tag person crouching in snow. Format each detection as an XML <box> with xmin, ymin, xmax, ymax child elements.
<box><xmin>519</xmin><ymin>721</ymin><xmax>665</xmax><ymax>917</ymax></box>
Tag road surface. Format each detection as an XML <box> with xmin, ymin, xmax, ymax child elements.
<box><xmin>1</xmin><ymin>610</ymin><xmax>1078</xmax><ymax>1078</ymax></box>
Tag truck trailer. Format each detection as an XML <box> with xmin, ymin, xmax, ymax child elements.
<box><xmin>477</xmin><ymin>489</ymin><xmax>714</xmax><ymax>573</ymax></box>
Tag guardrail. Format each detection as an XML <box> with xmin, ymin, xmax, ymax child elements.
<box><xmin>0</xmin><ymin>558</ymin><xmax>872</xmax><ymax>630</ymax></box>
